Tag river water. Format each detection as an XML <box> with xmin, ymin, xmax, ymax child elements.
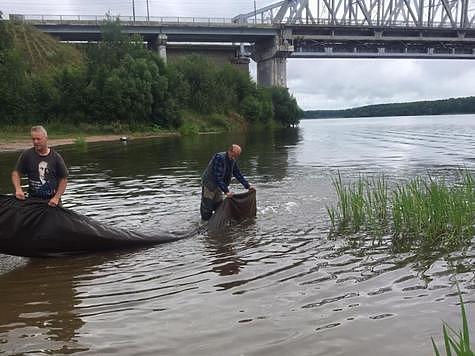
<box><xmin>0</xmin><ymin>115</ymin><xmax>474</xmax><ymax>355</ymax></box>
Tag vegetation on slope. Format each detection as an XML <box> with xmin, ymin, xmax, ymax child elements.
<box><xmin>3</xmin><ymin>21</ymin><xmax>84</xmax><ymax>73</ymax></box>
<box><xmin>0</xmin><ymin>18</ymin><xmax>302</xmax><ymax>133</ymax></box>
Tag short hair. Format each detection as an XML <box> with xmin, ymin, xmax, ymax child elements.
<box><xmin>31</xmin><ymin>125</ymin><xmax>48</xmax><ymax>137</ymax></box>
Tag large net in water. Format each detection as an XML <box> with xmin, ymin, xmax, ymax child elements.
<box><xmin>0</xmin><ymin>194</ymin><xmax>193</xmax><ymax>257</ymax></box>
<box><xmin>207</xmin><ymin>190</ymin><xmax>256</xmax><ymax>232</ymax></box>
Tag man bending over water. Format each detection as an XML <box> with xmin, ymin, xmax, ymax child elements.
<box><xmin>200</xmin><ymin>144</ymin><xmax>255</xmax><ymax>221</ymax></box>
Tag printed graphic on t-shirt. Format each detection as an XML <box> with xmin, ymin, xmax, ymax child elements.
<box><xmin>29</xmin><ymin>161</ymin><xmax>56</xmax><ymax>199</ymax></box>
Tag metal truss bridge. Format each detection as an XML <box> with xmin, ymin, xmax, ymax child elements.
<box><xmin>236</xmin><ymin>0</ymin><xmax>475</xmax><ymax>61</ymax></box>
<box><xmin>236</xmin><ymin>0</ymin><xmax>475</xmax><ymax>27</ymax></box>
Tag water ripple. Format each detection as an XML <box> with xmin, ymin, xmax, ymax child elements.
<box><xmin>0</xmin><ymin>116</ymin><xmax>474</xmax><ymax>355</ymax></box>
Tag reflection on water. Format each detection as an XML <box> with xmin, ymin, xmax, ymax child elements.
<box><xmin>206</xmin><ymin>230</ymin><xmax>249</xmax><ymax>278</ymax></box>
<box><xmin>0</xmin><ymin>115</ymin><xmax>474</xmax><ymax>355</ymax></box>
<box><xmin>0</xmin><ymin>257</ymin><xmax>90</xmax><ymax>354</ymax></box>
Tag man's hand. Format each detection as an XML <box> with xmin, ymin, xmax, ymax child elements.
<box><xmin>225</xmin><ymin>192</ymin><xmax>234</xmax><ymax>198</ymax></box>
<box><xmin>48</xmin><ymin>196</ymin><xmax>60</xmax><ymax>207</ymax></box>
<box><xmin>248</xmin><ymin>186</ymin><xmax>256</xmax><ymax>191</ymax></box>
<box><xmin>15</xmin><ymin>190</ymin><xmax>25</xmax><ymax>200</ymax></box>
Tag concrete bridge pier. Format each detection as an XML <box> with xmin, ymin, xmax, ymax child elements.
<box><xmin>253</xmin><ymin>32</ymin><xmax>293</xmax><ymax>87</ymax></box>
<box><xmin>257</xmin><ymin>55</ymin><xmax>288</xmax><ymax>88</ymax></box>
<box><xmin>149</xmin><ymin>34</ymin><xmax>168</xmax><ymax>63</ymax></box>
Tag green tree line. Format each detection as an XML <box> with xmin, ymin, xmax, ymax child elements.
<box><xmin>304</xmin><ymin>97</ymin><xmax>475</xmax><ymax>119</ymax></box>
<box><xmin>0</xmin><ymin>19</ymin><xmax>302</xmax><ymax>130</ymax></box>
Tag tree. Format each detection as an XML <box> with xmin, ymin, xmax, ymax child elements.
<box><xmin>269</xmin><ymin>87</ymin><xmax>303</xmax><ymax>127</ymax></box>
<box><xmin>240</xmin><ymin>96</ymin><xmax>261</xmax><ymax>123</ymax></box>
<box><xmin>0</xmin><ymin>49</ymin><xmax>28</xmax><ymax>124</ymax></box>
<box><xmin>53</xmin><ymin>67</ymin><xmax>87</xmax><ymax>122</ymax></box>
<box><xmin>171</xmin><ymin>56</ymin><xmax>220</xmax><ymax>114</ymax></box>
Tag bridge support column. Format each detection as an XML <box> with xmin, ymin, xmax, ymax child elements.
<box><xmin>158</xmin><ymin>34</ymin><xmax>167</xmax><ymax>63</ymax></box>
<box><xmin>253</xmin><ymin>32</ymin><xmax>293</xmax><ymax>87</ymax></box>
<box><xmin>150</xmin><ymin>34</ymin><xmax>168</xmax><ymax>63</ymax></box>
<box><xmin>257</xmin><ymin>56</ymin><xmax>287</xmax><ymax>87</ymax></box>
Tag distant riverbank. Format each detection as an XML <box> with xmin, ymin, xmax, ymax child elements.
<box><xmin>304</xmin><ymin>95</ymin><xmax>475</xmax><ymax>119</ymax></box>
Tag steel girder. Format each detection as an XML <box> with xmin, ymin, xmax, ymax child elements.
<box><xmin>234</xmin><ymin>0</ymin><xmax>475</xmax><ymax>28</ymax></box>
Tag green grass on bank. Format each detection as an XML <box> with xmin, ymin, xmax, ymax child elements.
<box><xmin>0</xmin><ymin>109</ymin><xmax>268</xmax><ymax>142</ymax></box>
<box><xmin>177</xmin><ymin>111</ymin><xmax>249</xmax><ymax>136</ymax></box>
<box><xmin>0</xmin><ymin>122</ymin><xmax>172</xmax><ymax>141</ymax></box>
<box><xmin>327</xmin><ymin>170</ymin><xmax>475</xmax><ymax>250</ymax></box>
<box><xmin>174</xmin><ymin>111</ymin><xmax>282</xmax><ymax>136</ymax></box>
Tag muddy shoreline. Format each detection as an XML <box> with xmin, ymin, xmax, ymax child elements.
<box><xmin>0</xmin><ymin>133</ymin><xmax>177</xmax><ymax>153</ymax></box>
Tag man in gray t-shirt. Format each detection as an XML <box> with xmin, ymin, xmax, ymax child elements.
<box><xmin>11</xmin><ymin>126</ymin><xmax>68</xmax><ymax>207</ymax></box>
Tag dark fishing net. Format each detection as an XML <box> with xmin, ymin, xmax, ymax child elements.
<box><xmin>207</xmin><ymin>190</ymin><xmax>256</xmax><ymax>232</ymax></box>
<box><xmin>0</xmin><ymin>195</ymin><xmax>193</xmax><ymax>258</ymax></box>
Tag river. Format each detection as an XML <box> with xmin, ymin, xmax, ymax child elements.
<box><xmin>0</xmin><ymin>114</ymin><xmax>474</xmax><ymax>355</ymax></box>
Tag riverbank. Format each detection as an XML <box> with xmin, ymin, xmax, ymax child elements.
<box><xmin>303</xmin><ymin>96</ymin><xmax>475</xmax><ymax>119</ymax></box>
<box><xmin>0</xmin><ymin>111</ymin><xmax>289</xmax><ymax>153</ymax></box>
<box><xmin>0</xmin><ymin>133</ymin><xmax>179</xmax><ymax>153</ymax></box>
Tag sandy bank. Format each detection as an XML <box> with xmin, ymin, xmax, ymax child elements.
<box><xmin>0</xmin><ymin>133</ymin><xmax>177</xmax><ymax>153</ymax></box>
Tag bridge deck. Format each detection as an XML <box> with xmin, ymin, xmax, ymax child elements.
<box><xmin>6</xmin><ymin>14</ymin><xmax>475</xmax><ymax>59</ymax></box>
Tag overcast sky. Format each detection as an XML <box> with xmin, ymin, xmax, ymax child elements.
<box><xmin>2</xmin><ymin>0</ymin><xmax>475</xmax><ymax>110</ymax></box>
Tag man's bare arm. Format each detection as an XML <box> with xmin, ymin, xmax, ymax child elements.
<box><xmin>49</xmin><ymin>178</ymin><xmax>68</xmax><ymax>207</ymax></box>
<box><xmin>11</xmin><ymin>171</ymin><xmax>25</xmax><ymax>200</ymax></box>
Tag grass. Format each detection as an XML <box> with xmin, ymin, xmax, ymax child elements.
<box><xmin>327</xmin><ymin>170</ymin><xmax>475</xmax><ymax>249</ymax></box>
<box><xmin>431</xmin><ymin>288</ymin><xmax>474</xmax><ymax>356</ymax></box>
<box><xmin>327</xmin><ymin>172</ymin><xmax>391</xmax><ymax>239</ymax></box>
<box><xmin>178</xmin><ymin>121</ymin><xmax>200</xmax><ymax>136</ymax></box>
<box><xmin>73</xmin><ymin>136</ymin><xmax>87</xmax><ymax>151</ymax></box>
<box><xmin>0</xmin><ymin>112</ymin><xmax>249</xmax><ymax>146</ymax></box>
<box><xmin>178</xmin><ymin>111</ymin><xmax>250</xmax><ymax>135</ymax></box>
<box><xmin>0</xmin><ymin>122</ymin><xmax>176</xmax><ymax>141</ymax></box>
<box><xmin>327</xmin><ymin>173</ymin><xmax>474</xmax><ymax>355</ymax></box>
<box><xmin>5</xmin><ymin>21</ymin><xmax>84</xmax><ymax>73</ymax></box>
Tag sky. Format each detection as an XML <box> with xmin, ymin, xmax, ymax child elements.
<box><xmin>2</xmin><ymin>0</ymin><xmax>475</xmax><ymax>110</ymax></box>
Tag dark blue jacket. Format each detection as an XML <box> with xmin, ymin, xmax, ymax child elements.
<box><xmin>201</xmin><ymin>151</ymin><xmax>250</xmax><ymax>193</ymax></box>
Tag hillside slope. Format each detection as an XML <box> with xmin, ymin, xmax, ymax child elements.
<box><xmin>2</xmin><ymin>21</ymin><xmax>84</xmax><ymax>73</ymax></box>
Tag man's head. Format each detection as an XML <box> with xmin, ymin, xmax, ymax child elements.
<box><xmin>227</xmin><ymin>144</ymin><xmax>242</xmax><ymax>160</ymax></box>
<box><xmin>31</xmin><ymin>126</ymin><xmax>48</xmax><ymax>154</ymax></box>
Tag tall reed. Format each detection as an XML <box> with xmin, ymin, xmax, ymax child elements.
<box><xmin>327</xmin><ymin>174</ymin><xmax>390</xmax><ymax>237</ymax></box>
<box><xmin>431</xmin><ymin>289</ymin><xmax>474</xmax><ymax>356</ymax></box>
<box><xmin>327</xmin><ymin>170</ymin><xmax>475</xmax><ymax>249</ymax></box>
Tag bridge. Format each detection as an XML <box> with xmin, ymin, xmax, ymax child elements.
<box><xmin>6</xmin><ymin>0</ymin><xmax>475</xmax><ymax>87</ymax></box>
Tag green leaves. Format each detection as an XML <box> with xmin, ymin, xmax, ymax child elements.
<box><xmin>268</xmin><ymin>86</ymin><xmax>303</xmax><ymax>127</ymax></box>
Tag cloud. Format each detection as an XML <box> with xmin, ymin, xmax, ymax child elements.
<box><xmin>288</xmin><ymin>59</ymin><xmax>475</xmax><ymax>110</ymax></box>
<box><xmin>1</xmin><ymin>0</ymin><xmax>255</xmax><ymax>17</ymax></box>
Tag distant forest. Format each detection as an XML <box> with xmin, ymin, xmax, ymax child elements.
<box><xmin>304</xmin><ymin>96</ymin><xmax>475</xmax><ymax>119</ymax></box>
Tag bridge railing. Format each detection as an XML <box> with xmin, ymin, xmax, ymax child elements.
<box><xmin>9</xmin><ymin>13</ymin><xmax>473</xmax><ymax>29</ymax></box>
<box><xmin>10</xmin><ymin>14</ymin><xmax>269</xmax><ymax>26</ymax></box>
